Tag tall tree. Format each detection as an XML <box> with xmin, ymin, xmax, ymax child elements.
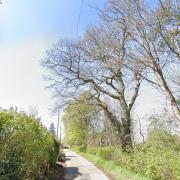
<box><xmin>42</xmin><ymin>24</ymin><xmax>143</xmax><ymax>151</ymax></box>
<box><xmin>102</xmin><ymin>0</ymin><xmax>180</xmax><ymax>120</ymax></box>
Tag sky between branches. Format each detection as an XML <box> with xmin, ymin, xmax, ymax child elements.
<box><xmin>0</xmin><ymin>0</ymin><xmax>162</xmax><ymax>129</ymax></box>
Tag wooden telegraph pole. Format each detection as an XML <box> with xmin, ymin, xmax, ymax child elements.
<box><xmin>57</xmin><ymin>109</ymin><xmax>60</xmax><ymax>137</ymax></box>
<box><xmin>57</xmin><ymin>109</ymin><xmax>62</xmax><ymax>149</ymax></box>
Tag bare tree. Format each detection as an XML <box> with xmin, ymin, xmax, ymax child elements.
<box><xmin>42</xmin><ymin>24</ymin><xmax>143</xmax><ymax>151</ymax></box>
<box><xmin>138</xmin><ymin>116</ymin><xmax>145</xmax><ymax>143</ymax></box>
<box><xmin>28</xmin><ymin>105</ymin><xmax>39</xmax><ymax>119</ymax></box>
<box><xmin>169</xmin><ymin>69</ymin><xmax>180</xmax><ymax>100</ymax></box>
<box><xmin>102</xmin><ymin>0</ymin><xmax>180</xmax><ymax>120</ymax></box>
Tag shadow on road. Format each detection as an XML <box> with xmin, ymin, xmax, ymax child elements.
<box><xmin>65</xmin><ymin>156</ymin><xmax>77</xmax><ymax>158</ymax></box>
<box><xmin>48</xmin><ymin>164</ymin><xmax>64</xmax><ymax>180</ymax></box>
<box><xmin>65</xmin><ymin>156</ymin><xmax>77</xmax><ymax>161</ymax></box>
<box><xmin>64</xmin><ymin>167</ymin><xmax>82</xmax><ymax>180</ymax></box>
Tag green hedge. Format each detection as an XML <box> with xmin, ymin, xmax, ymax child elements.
<box><xmin>84</xmin><ymin>131</ymin><xmax>180</xmax><ymax>179</ymax></box>
<box><xmin>0</xmin><ymin>110</ymin><xmax>60</xmax><ymax>180</ymax></box>
<box><xmin>97</xmin><ymin>147</ymin><xmax>115</xmax><ymax>160</ymax></box>
<box><xmin>87</xmin><ymin>146</ymin><xmax>115</xmax><ymax>159</ymax></box>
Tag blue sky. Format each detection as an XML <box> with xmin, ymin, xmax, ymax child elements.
<box><xmin>0</xmin><ymin>0</ymin><xmax>162</xmax><ymax>130</ymax></box>
<box><xmin>0</xmin><ymin>0</ymin><xmax>106</xmax><ymax>45</ymax></box>
<box><xmin>0</xmin><ymin>0</ymin><xmax>107</xmax><ymax>127</ymax></box>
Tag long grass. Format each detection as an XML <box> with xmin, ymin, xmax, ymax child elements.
<box><xmin>73</xmin><ymin>148</ymin><xmax>147</xmax><ymax>180</ymax></box>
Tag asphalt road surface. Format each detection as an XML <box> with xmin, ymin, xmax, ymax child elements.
<box><xmin>63</xmin><ymin>149</ymin><xmax>109</xmax><ymax>180</ymax></box>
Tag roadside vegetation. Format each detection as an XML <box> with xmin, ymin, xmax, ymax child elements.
<box><xmin>63</xmin><ymin>96</ymin><xmax>180</xmax><ymax>179</ymax></box>
<box><xmin>42</xmin><ymin>0</ymin><xmax>180</xmax><ymax>151</ymax></box>
<box><xmin>2</xmin><ymin>0</ymin><xmax>179</xmax><ymax>179</ymax></box>
<box><xmin>0</xmin><ymin>109</ymin><xmax>61</xmax><ymax>180</ymax></box>
<box><xmin>74</xmin><ymin>130</ymin><xmax>180</xmax><ymax>179</ymax></box>
<box><xmin>74</xmin><ymin>148</ymin><xmax>147</xmax><ymax>180</ymax></box>
<box><xmin>41</xmin><ymin>0</ymin><xmax>180</xmax><ymax>179</ymax></box>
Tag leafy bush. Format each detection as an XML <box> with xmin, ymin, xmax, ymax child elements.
<box><xmin>79</xmin><ymin>145</ymin><xmax>87</xmax><ymax>152</ymax></box>
<box><xmin>146</xmin><ymin>130</ymin><xmax>180</xmax><ymax>151</ymax></box>
<box><xmin>86</xmin><ymin>146</ymin><xmax>115</xmax><ymax>160</ymax></box>
<box><xmin>87</xmin><ymin>147</ymin><xmax>99</xmax><ymax>155</ymax></box>
<box><xmin>0</xmin><ymin>110</ymin><xmax>60</xmax><ymax>180</ymax></box>
<box><xmin>57</xmin><ymin>150</ymin><xmax>65</xmax><ymax>162</ymax></box>
<box><xmin>112</xmin><ymin>131</ymin><xmax>180</xmax><ymax>180</ymax></box>
<box><xmin>73</xmin><ymin>144</ymin><xmax>87</xmax><ymax>152</ymax></box>
<box><xmin>97</xmin><ymin>147</ymin><xmax>115</xmax><ymax>160</ymax></box>
<box><xmin>85</xmin><ymin>131</ymin><xmax>180</xmax><ymax>179</ymax></box>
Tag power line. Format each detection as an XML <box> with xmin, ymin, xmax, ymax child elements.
<box><xmin>76</xmin><ymin>0</ymin><xmax>84</xmax><ymax>35</ymax></box>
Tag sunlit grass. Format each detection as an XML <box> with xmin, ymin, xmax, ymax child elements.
<box><xmin>73</xmin><ymin>149</ymin><xmax>147</xmax><ymax>180</ymax></box>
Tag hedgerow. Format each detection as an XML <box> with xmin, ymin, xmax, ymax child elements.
<box><xmin>82</xmin><ymin>131</ymin><xmax>180</xmax><ymax>179</ymax></box>
<box><xmin>0</xmin><ymin>110</ymin><xmax>60</xmax><ymax>180</ymax></box>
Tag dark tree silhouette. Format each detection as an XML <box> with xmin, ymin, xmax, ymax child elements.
<box><xmin>49</xmin><ymin>122</ymin><xmax>56</xmax><ymax>135</ymax></box>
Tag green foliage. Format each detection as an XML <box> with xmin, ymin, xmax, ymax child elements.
<box><xmin>97</xmin><ymin>147</ymin><xmax>115</xmax><ymax>160</ymax></box>
<box><xmin>87</xmin><ymin>147</ymin><xmax>115</xmax><ymax>160</ymax></box>
<box><xmin>0</xmin><ymin>110</ymin><xmax>60</xmax><ymax>180</ymax></box>
<box><xmin>57</xmin><ymin>150</ymin><xmax>65</xmax><ymax>162</ymax></box>
<box><xmin>146</xmin><ymin>130</ymin><xmax>180</xmax><ymax>151</ymax></box>
<box><xmin>74</xmin><ymin>147</ymin><xmax>146</xmax><ymax>180</ymax></box>
<box><xmin>81</xmin><ymin>131</ymin><xmax>180</xmax><ymax>179</ymax></box>
<box><xmin>86</xmin><ymin>147</ymin><xmax>99</xmax><ymax>155</ymax></box>
<box><xmin>63</xmin><ymin>91</ymin><xmax>97</xmax><ymax>147</ymax></box>
<box><xmin>115</xmin><ymin>131</ymin><xmax>180</xmax><ymax>179</ymax></box>
<box><xmin>78</xmin><ymin>145</ymin><xmax>87</xmax><ymax>152</ymax></box>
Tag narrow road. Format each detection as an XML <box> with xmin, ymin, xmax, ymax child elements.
<box><xmin>63</xmin><ymin>149</ymin><xmax>109</xmax><ymax>180</ymax></box>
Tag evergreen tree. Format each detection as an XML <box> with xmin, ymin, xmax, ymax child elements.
<box><xmin>49</xmin><ymin>122</ymin><xmax>56</xmax><ymax>135</ymax></box>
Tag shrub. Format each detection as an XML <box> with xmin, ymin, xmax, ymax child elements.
<box><xmin>57</xmin><ymin>150</ymin><xmax>65</xmax><ymax>162</ymax></box>
<box><xmin>73</xmin><ymin>144</ymin><xmax>87</xmax><ymax>152</ymax></box>
<box><xmin>0</xmin><ymin>110</ymin><xmax>59</xmax><ymax>180</ymax></box>
<box><xmin>87</xmin><ymin>147</ymin><xmax>99</xmax><ymax>155</ymax></box>
<box><xmin>147</xmin><ymin>130</ymin><xmax>180</xmax><ymax>151</ymax></box>
<box><xmin>97</xmin><ymin>147</ymin><xmax>115</xmax><ymax>160</ymax></box>
<box><xmin>85</xmin><ymin>131</ymin><xmax>180</xmax><ymax>179</ymax></box>
<box><xmin>112</xmin><ymin>131</ymin><xmax>180</xmax><ymax>179</ymax></box>
<box><xmin>86</xmin><ymin>146</ymin><xmax>115</xmax><ymax>160</ymax></box>
<box><xmin>79</xmin><ymin>145</ymin><xmax>87</xmax><ymax>152</ymax></box>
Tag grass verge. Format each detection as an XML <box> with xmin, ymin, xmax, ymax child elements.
<box><xmin>73</xmin><ymin>148</ymin><xmax>147</xmax><ymax>180</ymax></box>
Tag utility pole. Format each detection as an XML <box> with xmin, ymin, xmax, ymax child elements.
<box><xmin>57</xmin><ymin>109</ymin><xmax>60</xmax><ymax>137</ymax></box>
<box><xmin>57</xmin><ymin>109</ymin><xmax>62</xmax><ymax>148</ymax></box>
<box><xmin>59</xmin><ymin>125</ymin><xmax>62</xmax><ymax>147</ymax></box>
<box><xmin>56</xmin><ymin>109</ymin><xmax>62</xmax><ymax>162</ymax></box>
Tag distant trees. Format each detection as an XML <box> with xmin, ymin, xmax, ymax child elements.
<box><xmin>42</xmin><ymin>0</ymin><xmax>180</xmax><ymax>151</ymax></box>
<box><xmin>28</xmin><ymin>105</ymin><xmax>40</xmax><ymax>120</ymax></box>
<box><xmin>63</xmin><ymin>92</ymin><xmax>121</xmax><ymax>148</ymax></box>
<box><xmin>63</xmin><ymin>92</ymin><xmax>97</xmax><ymax>148</ymax></box>
<box><xmin>49</xmin><ymin>122</ymin><xmax>56</xmax><ymax>135</ymax></box>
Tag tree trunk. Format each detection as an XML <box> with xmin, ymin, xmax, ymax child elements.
<box><xmin>104</xmin><ymin>107</ymin><xmax>133</xmax><ymax>152</ymax></box>
<box><xmin>120</xmin><ymin>111</ymin><xmax>133</xmax><ymax>152</ymax></box>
